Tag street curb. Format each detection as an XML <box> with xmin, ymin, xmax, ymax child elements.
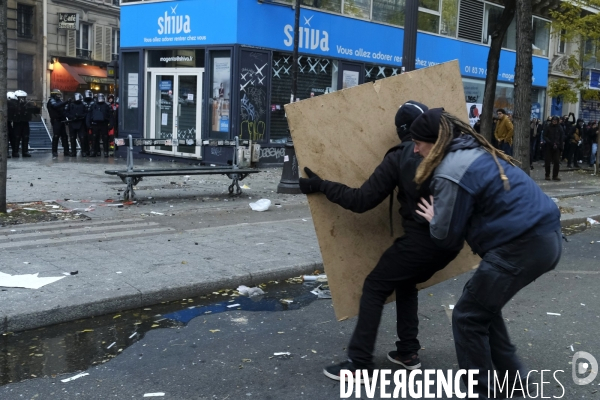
<box><xmin>3</xmin><ymin>262</ymin><xmax>323</xmax><ymax>333</ymax></box>
<box><xmin>560</xmin><ymin>214</ymin><xmax>600</xmax><ymax>228</ymax></box>
<box><xmin>551</xmin><ymin>190</ymin><xmax>600</xmax><ymax>199</ymax></box>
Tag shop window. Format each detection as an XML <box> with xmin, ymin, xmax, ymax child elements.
<box><xmin>122</xmin><ymin>52</ymin><xmax>140</xmax><ymax>132</ymax></box>
<box><xmin>270</xmin><ymin>52</ymin><xmax>333</xmax><ymax>144</ymax></box>
<box><xmin>17</xmin><ymin>53</ymin><xmax>34</xmax><ymax>94</ymax></box>
<box><xmin>372</xmin><ymin>0</ymin><xmax>405</xmax><ymax>26</ymax></box>
<box><xmin>483</xmin><ymin>4</ymin><xmax>504</xmax><ymax>44</ymax></box>
<box><xmin>17</xmin><ymin>4</ymin><xmax>34</xmax><ymax>39</ymax></box>
<box><xmin>532</xmin><ymin>17</ymin><xmax>549</xmax><ymax>56</ymax></box>
<box><xmin>278</xmin><ymin>0</ymin><xmax>342</xmax><ymax>13</ymax></box>
<box><xmin>418</xmin><ymin>10</ymin><xmax>439</xmax><ymax>34</ymax></box>
<box><xmin>343</xmin><ymin>0</ymin><xmax>371</xmax><ymax>19</ymax></box>
<box><xmin>208</xmin><ymin>50</ymin><xmax>232</xmax><ymax>140</ymax></box>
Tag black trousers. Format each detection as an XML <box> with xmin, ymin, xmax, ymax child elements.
<box><xmin>347</xmin><ymin>233</ymin><xmax>459</xmax><ymax>368</ymax></box>
<box><xmin>51</xmin><ymin>119</ymin><xmax>68</xmax><ymax>153</ymax></box>
<box><xmin>69</xmin><ymin>125</ymin><xmax>87</xmax><ymax>155</ymax></box>
<box><xmin>13</xmin><ymin>122</ymin><xmax>30</xmax><ymax>155</ymax></box>
<box><xmin>544</xmin><ymin>145</ymin><xmax>561</xmax><ymax>178</ymax></box>
<box><xmin>90</xmin><ymin>124</ymin><xmax>108</xmax><ymax>155</ymax></box>
<box><xmin>452</xmin><ymin>229</ymin><xmax>562</xmax><ymax>399</ymax></box>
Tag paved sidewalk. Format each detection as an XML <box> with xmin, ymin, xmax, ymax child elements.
<box><xmin>1</xmin><ymin>153</ymin><xmax>599</xmax><ymax>333</ymax></box>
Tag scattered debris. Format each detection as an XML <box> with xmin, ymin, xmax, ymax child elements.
<box><xmin>150</xmin><ymin>211</ymin><xmax>164</xmax><ymax>215</ymax></box>
<box><xmin>61</xmin><ymin>372</ymin><xmax>89</xmax><ymax>383</ymax></box>
<box><xmin>310</xmin><ymin>284</ymin><xmax>332</xmax><ymax>299</ymax></box>
<box><xmin>209</xmin><ymin>329</ymin><xmax>220</xmax><ymax>333</ymax></box>
<box><xmin>303</xmin><ymin>274</ymin><xmax>327</xmax><ymax>282</ymax></box>
<box><xmin>62</xmin><ymin>271</ymin><xmax>78</xmax><ymax>276</ymax></box>
<box><xmin>107</xmin><ymin>342</ymin><xmax>116</xmax><ymax>349</ymax></box>
<box><xmin>249</xmin><ymin>199</ymin><xmax>271</xmax><ymax>212</ymax></box>
<box><xmin>0</xmin><ymin>272</ymin><xmax>65</xmax><ymax>289</ymax></box>
<box><xmin>237</xmin><ymin>285</ymin><xmax>265</xmax><ymax>297</ymax></box>
<box><xmin>227</xmin><ymin>304</ymin><xmax>241</xmax><ymax>308</ymax></box>
<box><xmin>547</xmin><ymin>312</ymin><xmax>561</xmax><ymax>316</ymax></box>
<box><xmin>587</xmin><ymin>217</ymin><xmax>599</xmax><ymax>225</ymax></box>
<box><xmin>143</xmin><ymin>393</ymin><xmax>165</xmax><ymax>398</ymax></box>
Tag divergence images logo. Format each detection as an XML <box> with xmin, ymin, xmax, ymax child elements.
<box><xmin>284</xmin><ymin>15</ymin><xmax>329</xmax><ymax>51</ymax></box>
<box><xmin>158</xmin><ymin>4</ymin><xmax>191</xmax><ymax>35</ymax></box>
<box><xmin>572</xmin><ymin>351</ymin><xmax>598</xmax><ymax>386</ymax></box>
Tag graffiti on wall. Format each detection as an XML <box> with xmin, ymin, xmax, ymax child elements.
<box><xmin>240</xmin><ymin>51</ymin><xmax>269</xmax><ymax>142</ymax></box>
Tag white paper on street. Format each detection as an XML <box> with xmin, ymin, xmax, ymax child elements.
<box><xmin>0</xmin><ymin>272</ymin><xmax>65</xmax><ymax>289</ymax></box>
<box><xmin>61</xmin><ymin>372</ymin><xmax>89</xmax><ymax>383</ymax></box>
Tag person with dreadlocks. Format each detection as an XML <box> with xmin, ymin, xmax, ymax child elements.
<box><xmin>298</xmin><ymin>101</ymin><xmax>461</xmax><ymax>382</ymax></box>
<box><xmin>412</xmin><ymin>108</ymin><xmax>562</xmax><ymax>398</ymax></box>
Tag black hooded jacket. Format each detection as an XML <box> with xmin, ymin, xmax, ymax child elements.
<box><xmin>317</xmin><ymin>137</ymin><xmax>433</xmax><ymax>236</ymax></box>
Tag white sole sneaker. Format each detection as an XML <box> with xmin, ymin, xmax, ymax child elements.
<box><xmin>387</xmin><ymin>353</ymin><xmax>422</xmax><ymax>370</ymax></box>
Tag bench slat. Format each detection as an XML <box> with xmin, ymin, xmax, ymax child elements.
<box><xmin>105</xmin><ymin>168</ymin><xmax>259</xmax><ymax>178</ymax></box>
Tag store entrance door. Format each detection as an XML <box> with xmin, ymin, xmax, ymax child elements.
<box><xmin>147</xmin><ymin>68</ymin><xmax>204</xmax><ymax>158</ymax></box>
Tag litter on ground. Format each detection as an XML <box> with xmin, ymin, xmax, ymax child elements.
<box><xmin>61</xmin><ymin>372</ymin><xmax>89</xmax><ymax>383</ymax></box>
<box><xmin>0</xmin><ymin>272</ymin><xmax>65</xmax><ymax>289</ymax></box>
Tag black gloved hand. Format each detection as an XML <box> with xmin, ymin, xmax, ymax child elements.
<box><xmin>299</xmin><ymin>167</ymin><xmax>323</xmax><ymax>194</ymax></box>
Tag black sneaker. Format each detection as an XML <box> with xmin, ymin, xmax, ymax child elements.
<box><xmin>387</xmin><ymin>351</ymin><xmax>421</xmax><ymax>370</ymax></box>
<box><xmin>323</xmin><ymin>360</ymin><xmax>372</xmax><ymax>383</ymax></box>
<box><xmin>52</xmin><ymin>152</ymin><xmax>58</xmax><ymax>158</ymax></box>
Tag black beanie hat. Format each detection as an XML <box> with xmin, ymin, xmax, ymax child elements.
<box><xmin>410</xmin><ymin>108</ymin><xmax>444</xmax><ymax>143</ymax></box>
<box><xmin>395</xmin><ymin>100</ymin><xmax>429</xmax><ymax>140</ymax></box>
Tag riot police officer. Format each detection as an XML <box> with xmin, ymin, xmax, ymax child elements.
<box><xmin>86</xmin><ymin>93</ymin><xmax>112</xmax><ymax>157</ymax></box>
<box><xmin>47</xmin><ymin>88</ymin><xmax>69</xmax><ymax>157</ymax></box>
<box><xmin>12</xmin><ymin>90</ymin><xmax>33</xmax><ymax>157</ymax></box>
<box><xmin>82</xmin><ymin>90</ymin><xmax>95</xmax><ymax>155</ymax></box>
<box><xmin>107</xmin><ymin>94</ymin><xmax>118</xmax><ymax>156</ymax></box>
<box><xmin>6</xmin><ymin>92</ymin><xmax>18</xmax><ymax>158</ymax></box>
<box><xmin>66</xmin><ymin>93</ymin><xmax>88</xmax><ymax>157</ymax></box>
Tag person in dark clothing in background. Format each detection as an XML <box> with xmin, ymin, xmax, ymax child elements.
<box><xmin>298</xmin><ymin>101</ymin><xmax>460</xmax><ymax>381</ymax></box>
<box><xmin>86</xmin><ymin>93</ymin><xmax>113</xmax><ymax>157</ymax></box>
<box><xmin>6</xmin><ymin>92</ymin><xmax>18</xmax><ymax>159</ymax></box>
<box><xmin>567</xmin><ymin>118</ymin><xmax>585</xmax><ymax>168</ymax></box>
<box><xmin>47</xmin><ymin>89</ymin><xmax>69</xmax><ymax>158</ymax></box>
<box><xmin>529</xmin><ymin>118</ymin><xmax>541</xmax><ymax>169</ymax></box>
<box><xmin>543</xmin><ymin>116</ymin><xmax>565</xmax><ymax>181</ymax></box>
<box><xmin>589</xmin><ymin>123</ymin><xmax>598</xmax><ymax>167</ymax></box>
<box><xmin>82</xmin><ymin>90</ymin><xmax>95</xmax><ymax>156</ymax></box>
<box><xmin>66</xmin><ymin>93</ymin><xmax>89</xmax><ymax>157</ymax></box>
<box><xmin>412</xmin><ymin>108</ymin><xmax>562</xmax><ymax>399</ymax></box>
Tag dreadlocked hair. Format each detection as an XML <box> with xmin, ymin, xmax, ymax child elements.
<box><xmin>415</xmin><ymin>111</ymin><xmax>518</xmax><ymax>191</ymax></box>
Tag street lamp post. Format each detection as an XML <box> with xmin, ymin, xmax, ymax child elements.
<box><xmin>402</xmin><ymin>0</ymin><xmax>419</xmax><ymax>73</ymax></box>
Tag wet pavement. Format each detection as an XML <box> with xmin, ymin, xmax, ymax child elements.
<box><xmin>0</xmin><ymin>278</ymin><xmax>322</xmax><ymax>386</ymax></box>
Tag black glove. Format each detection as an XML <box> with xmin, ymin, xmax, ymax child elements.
<box><xmin>299</xmin><ymin>167</ymin><xmax>323</xmax><ymax>194</ymax></box>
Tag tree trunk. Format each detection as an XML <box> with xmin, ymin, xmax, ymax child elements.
<box><xmin>480</xmin><ymin>0</ymin><xmax>516</xmax><ymax>142</ymax></box>
<box><xmin>0</xmin><ymin>0</ymin><xmax>8</xmax><ymax>213</ymax></box>
<box><xmin>514</xmin><ymin>0</ymin><xmax>533</xmax><ymax>174</ymax></box>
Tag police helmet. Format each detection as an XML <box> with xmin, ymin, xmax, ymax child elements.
<box><xmin>7</xmin><ymin>92</ymin><xmax>17</xmax><ymax>101</ymax></box>
<box><xmin>50</xmin><ymin>88</ymin><xmax>62</xmax><ymax>99</ymax></box>
<box><xmin>74</xmin><ymin>93</ymin><xmax>83</xmax><ymax>102</ymax></box>
<box><xmin>84</xmin><ymin>89</ymin><xmax>93</xmax><ymax>100</ymax></box>
<box><xmin>14</xmin><ymin>90</ymin><xmax>27</xmax><ymax>101</ymax></box>
<box><xmin>97</xmin><ymin>93</ymin><xmax>106</xmax><ymax>103</ymax></box>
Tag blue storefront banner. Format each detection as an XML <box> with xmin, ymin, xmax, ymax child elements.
<box><xmin>121</xmin><ymin>0</ymin><xmax>237</xmax><ymax>47</ymax></box>
<box><xmin>121</xmin><ymin>0</ymin><xmax>548</xmax><ymax>86</ymax></box>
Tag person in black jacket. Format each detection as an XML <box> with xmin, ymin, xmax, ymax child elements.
<box><xmin>12</xmin><ymin>90</ymin><xmax>35</xmax><ymax>157</ymax></box>
<box><xmin>299</xmin><ymin>101</ymin><xmax>460</xmax><ymax>381</ymax></box>
<box><xmin>47</xmin><ymin>89</ymin><xmax>69</xmax><ymax>158</ymax></box>
<box><xmin>66</xmin><ymin>93</ymin><xmax>88</xmax><ymax>157</ymax></box>
<box><xmin>6</xmin><ymin>92</ymin><xmax>18</xmax><ymax>158</ymax></box>
<box><xmin>86</xmin><ymin>93</ymin><xmax>113</xmax><ymax>157</ymax></box>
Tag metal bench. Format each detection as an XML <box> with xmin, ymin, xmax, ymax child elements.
<box><xmin>105</xmin><ymin>135</ymin><xmax>259</xmax><ymax>201</ymax></box>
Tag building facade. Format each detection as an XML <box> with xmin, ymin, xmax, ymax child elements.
<box><xmin>7</xmin><ymin>0</ymin><xmax>120</xmax><ymax>105</ymax></box>
<box><xmin>119</xmin><ymin>0</ymin><xmax>551</xmax><ymax>165</ymax></box>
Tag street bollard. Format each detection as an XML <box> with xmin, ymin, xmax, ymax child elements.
<box><xmin>276</xmin><ymin>136</ymin><xmax>302</xmax><ymax>194</ymax></box>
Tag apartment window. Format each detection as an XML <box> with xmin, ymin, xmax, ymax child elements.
<box><xmin>557</xmin><ymin>29</ymin><xmax>566</xmax><ymax>54</ymax></box>
<box><xmin>17</xmin><ymin>4</ymin><xmax>34</xmax><ymax>39</ymax></box>
<box><xmin>418</xmin><ymin>0</ymin><xmax>440</xmax><ymax>34</ymax></box>
<box><xmin>532</xmin><ymin>17</ymin><xmax>550</xmax><ymax>56</ymax></box>
<box><xmin>112</xmin><ymin>29</ymin><xmax>120</xmax><ymax>60</ymax></box>
<box><xmin>17</xmin><ymin>53</ymin><xmax>34</xmax><ymax>94</ymax></box>
<box><xmin>76</xmin><ymin>23</ymin><xmax>91</xmax><ymax>59</ymax></box>
<box><xmin>372</xmin><ymin>0</ymin><xmax>405</xmax><ymax>26</ymax></box>
<box><xmin>440</xmin><ymin>0</ymin><xmax>458</xmax><ymax>37</ymax></box>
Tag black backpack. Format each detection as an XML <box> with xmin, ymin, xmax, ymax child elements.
<box><xmin>91</xmin><ymin>104</ymin><xmax>105</xmax><ymax>123</ymax></box>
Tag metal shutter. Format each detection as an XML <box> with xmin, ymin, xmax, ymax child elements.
<box><xmin>458</xmin><ymin>0</ymin><xmax>484</xmax><ymax>42</ymax></box>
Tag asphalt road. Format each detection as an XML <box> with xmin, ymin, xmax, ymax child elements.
<box><xmin>1</xmin><ymin>226</ymin><xmax>599</xmax><ymax>399</ymax></box>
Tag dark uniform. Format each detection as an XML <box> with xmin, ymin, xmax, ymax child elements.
<box><xmin>66</xmin><ymin>94</ymin><xmax>88</xmax><ymax>156</ymax></box>
<box><xmin>47</xmin><ymin>90</ymin><xmax>69</xmax><ymax>157</ymax></box>
<box><xmin>6</xmin><ymin>94</ymin><xmax>17</xmax><ymax>158</ymax></box>
<box><xmin>12</xmin><ymin>93</ymin><xmax>34</xmax><ymax>157</ymax></box>
<box><xmin>82</xmin><ymin>91</ymin><xmax>95</xmax><ymax>155</ymax></box>
<box><xmin>86</xmin><ymin>94</ymin><xmax>112</xmax><ymax>157</ymax></box>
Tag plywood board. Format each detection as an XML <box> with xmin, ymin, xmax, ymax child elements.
<box><xmin>285</xmin><ymin>61</ymin><xmax>481</xmax><ymax>321</ymax></box>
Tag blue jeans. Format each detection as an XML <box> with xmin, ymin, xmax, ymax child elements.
<box><xmin>499</xmin><ymin>141</ymin><xmax>513</xmax><ymax>156</ymax></box>
<box><xmin>591</xmin><ymin>143</ymin><xmax>597</xmax><ymax>165</ymax></box>
<box><xmin>452</xmin><ymin>229</ymin><xmax>562</xmax><ymax>399</ymax></box>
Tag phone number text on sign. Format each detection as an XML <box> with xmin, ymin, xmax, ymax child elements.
<box><xmin>464</xmin><ymin>65</ymin><xmax>487</xmax><ymax>76</ymax></box>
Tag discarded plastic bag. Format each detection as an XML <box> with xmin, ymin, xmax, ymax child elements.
<box><xmin>237</xmin><ymin>285</ymin><xmax>265</xmax><ymax>297</ymax></box>
<box><xmin>587</xmin><ymin>217</ymin><xmax>599</xmax><ymax>225</ymax></box>
<box><xmin>249</xmin><ymin>199</ymin><xmax>271</xmax><ymax>212</ymax></box>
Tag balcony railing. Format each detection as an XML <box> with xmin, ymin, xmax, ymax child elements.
<box><xmin>77</xmin><ymin>49</ymin><xmax>92</xmax><ymax>60</ymax></box>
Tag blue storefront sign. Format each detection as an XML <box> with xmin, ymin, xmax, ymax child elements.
<box><xmin>121</xmin><ymin>0</ymin><xmax>548</xmax><ymax>86</ymax></box>
<box><xmin>159</xmin><ymin>80</ymin><xmax>172</xmax><ymax>91</ymax></box>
